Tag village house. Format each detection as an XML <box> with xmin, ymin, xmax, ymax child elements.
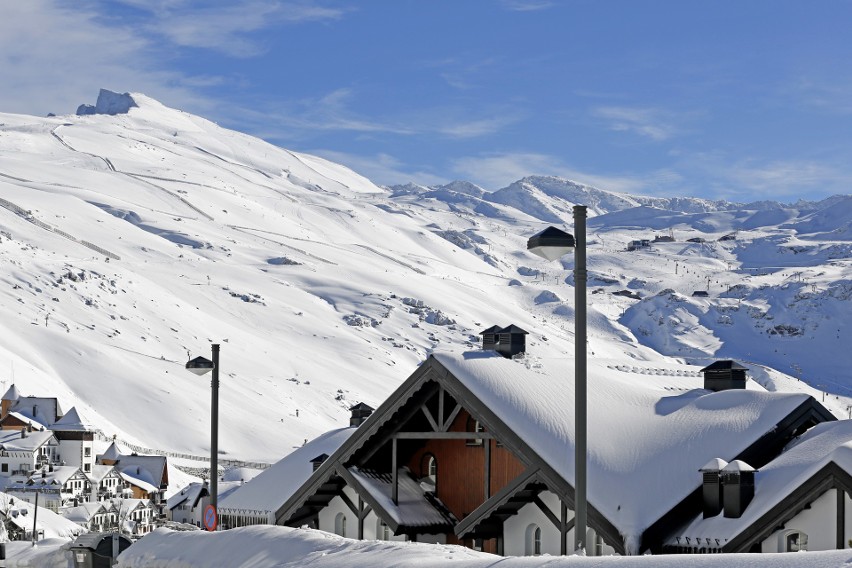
<box><xmin>5</xmin><ymin>465</ymin><xmax>91</xmax><ymax>512</ymax></box>
<box><xmin>168</xmin><ymin>480</ymin><xmax>242</xmax><ymax>528</ymax></box>
<box><xmin>229</xmin><ymin>328</ymin><xmax>843</xmax><ymax>557</ymax></box>
<box><xmin>0</xmin><ymin>427</ymin><xmax>59</xmax><ymax>478</ymax></box>
<box><xmin>61</xmin><ymin>500</ymin><xmax>118</xmax><ymax>533</ymax></box>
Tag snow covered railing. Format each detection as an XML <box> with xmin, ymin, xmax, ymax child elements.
<box><xmin>0</xmin><ymin>196</ymin><xmax>121</xmax><ymax>260</ymax></box>
<box><xmin>95</xmin><ymin>431</ymin><xmax>271</xmax><ymax>470</ymax></box>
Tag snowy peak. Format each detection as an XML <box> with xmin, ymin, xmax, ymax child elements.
<box><xmin>76</xmin><ymin>89</ymin><xmax>139</xmax><ymax>116</ymax></box>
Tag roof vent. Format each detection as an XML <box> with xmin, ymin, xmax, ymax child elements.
<box><xmin>310</xmin><ymin>454</ymin><xmax>329</xmax><ymax>472</ymax></box>
<box><xmin>700</xmin><ymin>360</ymin><xmax>748</xmax><ymax>392</ymax></box>
<box><xmin>699</xmin><ymin>458</ymin><xmax>728</xmax><ymax>518</ymax></box>
<box><xmin>349</xmin><ymin>403</ymin><xmax>374</xmax><ymax>427</ymax></box>
<box><xmin>480</xmin><ymin>325</ymin><xmax>528</xmax><ymax>358</ymax></box>
<box><xmin>722</xmin><ymin>460</ymin><xmax>756</xmax><ymax>518</ymax></box>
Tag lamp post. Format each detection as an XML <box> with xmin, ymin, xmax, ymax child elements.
<box><xmin>527</xmin><ymin>205</ymin><xmax>587</xmax><ymax>553</ymax></box>
<box><xmin>186</xmin><ymin>344</ymin><xmax>220</xmax><ymax>515</ymax></box>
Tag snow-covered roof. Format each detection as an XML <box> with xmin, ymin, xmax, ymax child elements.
<box><xmin>671</xmin><ymin>420</ymin><xmax>852</xmax><ymax>544</ymax></box>
<box><xmin>432</xmin><ymin>351</ymin><xmax>813</xmax><ymax>547</ymax></box>
<box><xmin>87</xmin><ymin>464</ymin><xmax>118</xmax><ymax>484</ymax></box>
<box><xmin>348</xmin><ymin>467</ymin><xmax>454</xmax><ymax>529</ymax></box>
<box><xmin>1</xmin><ymin>383</ymin><xmax>20</xmax><ymax>401</ymax></box>
<box><xmin>114</xmin><ymin>454</ymin><xmax>167</xmax><ymax>487</ymax></box>
<box><xmin>63</xmin><ymin>501</ymin><xmax>107</xmax><ymax>523</ymax></box>
<box><xmin>0</xmin><ymin>492</ymin><xmax>86</xmax><ymax>539</ymax></box>
<box><xmin>52</xmin><ymin>406</ymin><xmax>98</xmax><ymax>432</ymax></box>
<box><xmin>219</xmin><ymin>427</ymin><xmax>355</xmax><ymax>515</ymax></box>
<box><xmin>0</xmin><ymin>428</ymin><xmax>56</xmax><ymax>452</ymax></box>
<box><xmin>9</xmin><ymin>396</ymin><xmax>62</xmax><ymax>427</ymax></box>
<box><xmin>699</xmin><ymin>458</ymin><xmax>728</xmax><ymax>472</ymax></box>
<box><xmin>119</xmin><ymin>468</ymin><xmax>160</xmax><ymax>494</ymax></box>
<box><xmin>722</xmin><ymin>459</ymin><xmax>756</xmax><ymax>473</ymax></box>
<box><xmin>98</xmin><ymin>440</ymin><xmax>124</xmax><ymax>462</ymax></box>
<box><xmin>167</xmin><ymin>482</ymin><xmax>206</xmax><ymax>511</ymax></box>
<box><xmin>28</xmin><ymin>465</ymin><xmax>81</xmax><ymax>487</ymax></box>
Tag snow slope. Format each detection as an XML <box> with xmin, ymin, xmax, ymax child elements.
<box><xmin>0</xmin><ymin>90</ymin><xmax>850</xmax><ymax>468</ymax></box>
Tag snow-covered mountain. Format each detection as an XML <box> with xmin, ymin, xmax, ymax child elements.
<box><xmin>1</xmin><ymin>90</ymin><xmax>850</xmax><ymax>464</ymax></box>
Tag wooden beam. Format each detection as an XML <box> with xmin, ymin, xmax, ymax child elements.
<box><xmin>339</xmin><ymin>491</ymin><xmax>358</xmax><ymax>516</ymax></box>
<box><xmin>533</xmin><ymin>496</ymin><xmax>561</xmax><ymax>531</ymax></box>
<box><xmin>421</xmin><ymin>405</ymin><xmax>440</xmax><ymax>432</ymax></box>
<box><xmin>442</xmin><ymin>402</ymin><xmax>463</xmax><ymax>432</ymax></box>
<box><xmin>484</xmin><ymin>440</ymin><xmax>491</xmax><ymax>501</ymax></box>
<box><xmin>395</xmin><ymin>432</ymin><xmax>494</xmax><ymax>440</ymax></box>
<box><xmin>358</xmin><ymin>497</ymin><xmax>364</xmax><ymax>540</ymax></box>
<box><xmin>438</xmin><ymin>386</ymin><xmax>445</xmax><ymax>429</ymax></box>
<box><xmin>838</xmin><ymin>488</ymin><xmax>845</xmax><ymax>550</ymax></box>
<box><xmin>561</xmin><ymin>501</ymin><xmax>568</xmax><ymax>555</ymax></box>
<box><xmin>392</xmin><ymin>438</ymin><xmax>398</xmax><ymax>505</ymax></box>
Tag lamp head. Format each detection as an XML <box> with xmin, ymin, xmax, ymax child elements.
<box><xmin>527</xmin><ymin>226</ymin><xmax>575</xmax><ymax>261</ymax></box>
<box><xmin>186</xmin><ymin>355</ymin><xmax>215</xmax><ymax>376</ymax></box>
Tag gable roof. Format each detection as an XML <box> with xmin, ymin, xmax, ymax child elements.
<box><xmin>0</xmin><ymin>428</ymin><xmax>56</xmax><ymax>452</ymax></box>
<box><xmin>9</xmin><ymin>396</ymin><xmax>63</xmax><ymax>427</ymax></box>
<box><xmin>52</xmin><ymin>406</ymin><xmax>98</xmax><ymax>432</ymax></box>
<box><xmin>219</xmin><ymin>427</ymin><xmax>355</xmax><ymax>516</ymax></box>
<box><xmin>671</xmin><ymin>420</ymin><xmax>852</xmax><ymax>551</ymax></box>
<box><xmin>113</xmin><ymin>454</ymin><xmax>168</xmax><ymax>488</ymax></box>
<box><xmin>276</xmin><ymin>351</ymin><xmax>829</xmax><ymax>554</ymax></box>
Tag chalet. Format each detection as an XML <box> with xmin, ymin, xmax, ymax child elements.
<box><xmin>112</xmin><ymin>497</ymin><xmax>157</xmax><ymax>537</ymax></box>
<box><xmin>6</xmin><ymin>465</ymin><xmax>91</xmax><ymax>512</ymax></box>
<box><xmin>97</xmin><ymin>444</ymin><xmax>168</xmax><ymax>514</ymax></box>
<box><xmin>0</xmin><ymin>427</ymin><xmax>59</xmax><ymax>477</ymax></box>
<box><xmin>265</xmin><ymin>351</ymin><xmax>832</xmax><ymax>556</ymax></box>
<box><xmin>0</xmin><ymin>384</ymin><xmax>63</xmax><ymax>429</ymax></box>
<box><xmin>62</xmin><ymin>500</ymin><xmax>118</xmax><ymax>532</ymax></box>
<box><xmin>87</xmin><ymin>464</ymin><xmax>124</xmax><ymax>502</ymax></box>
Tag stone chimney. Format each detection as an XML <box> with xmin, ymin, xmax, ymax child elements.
<box><xmin>700</xmin><ymin>360</ymin><xmax>748</xmax><ymax>392</ymax></box>
<box><xmin>310</xmin><ymin>454</ymin><xmax>329</xmax><ymax>472</ymax></box>
<box><xmin>722</xmin><ymin>460</ymin><xmax>757</xmax><ymax>518</ymax></box>
<box><xmin>699</xmin><ymin>458</ymin><xmax>728</xmax><ymax>518</ymax></box>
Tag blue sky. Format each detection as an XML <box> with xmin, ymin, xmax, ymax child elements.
<box><xmin>3</xmin><ymin>1</ymin><xmax>851</xmax><ymax>202</ymax></box>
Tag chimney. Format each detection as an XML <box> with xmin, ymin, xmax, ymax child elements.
<box><xmin>700</xmin><ymin>360</ymin><xmax>748</xmax><ymax>392</ymax></box>
<box><xmin>496</xmin><ymin>325</ymin><xmax>529</xmax><ymax>358</ymax></box>
<box><xmin>20</xmin><ymin>427</ymin><xmax>26</xmax><ymax>439</ymax></box>
<box><xmin>479</xmin><ymin>326</ymin><xmax>500</xmax><ymax>352</ymax></box>
<box><xmin>349</xmin><ymin>403</ymin><xmax>374</xmax><ymax>427</ymax></box>
<box><xmin>722</xmin><ymin>460</ymin><xmax>756</xmax><ymax>518</ymax></box>
<box><xmin>699</xmin><ymin>458</ymin><xmax>728</xmax><ymax>518</ymax></box>
<box><xmin>480</xmin><ymin>325</ymin><xmax>529</xmax><ymax>358</ymax></box>
<box><xmin>310</xmin><ymin>454</ymin><xmax>329</xmax><ymax>472</ymax></box>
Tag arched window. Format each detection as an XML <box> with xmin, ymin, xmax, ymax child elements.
<box><xmin>525</xmin><ymin>523</ymin><xmax>542</xmax><ymax>555</ymax></box>
<box><xmin>376</xmin><ymin>519</ymin><xmax>390</xmax><ymax>541</ymax></box>
<box><xmin>783</xmin><ymin>530</ymin><xmax>807</xmax><ymax>552</ymax></box>
<box><xmin>466</xmin><ymin>417</ymin><xmax>485</xmax><ymax>446</ymax></box>
<box><xmin>334</xmin><ymin>512</ymin><xmax>347</xmax><ymax>537</ymax></box>
<box><xmin>420</xmin><ymin>453</ymin><xmax>437</xmax><ymax>484</ymax></box>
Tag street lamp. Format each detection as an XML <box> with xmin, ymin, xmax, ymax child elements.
<box><xmin>527</xmin><ymin>205</ymin><xmax>587</xmax><ymax>553</ymax></box>
<box><xmin>186</xmin><ymin>344</ymin><xmax>220</xmax><ymax>517</ymax></box>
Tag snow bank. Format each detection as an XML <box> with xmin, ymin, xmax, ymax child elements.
<box><xmin>112</xmin><ymin>526</ymin><xmax>852</xmax><ymax>567</ymax></box>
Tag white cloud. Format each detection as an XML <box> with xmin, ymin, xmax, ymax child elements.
<box><xmin>0</xmin><ymin>0</ymin><xmax>211</xmax><ymax>116</ymax></box>
<box><xmin>450</xmin><ymin>153</ymin><xmax>651</xmax><ymax>192</ymax></box>
<box><xmin>132</xmin><ymin>1</ymin><xmax>346</xmax><ymax>57</ymax></box>
<box><xmin>592</xmin><ymin>106</ymin><xmax>680</xmax><ymax>141</ymax></box>
<box><xmin>309</xmin><ymin>150</ymin><xmax>448</xmax><ymax>188</ymax></box>
<box><xmin>499</xmin><ymin>0</ymin><xmax>554</xmax><ymax>11</ymax></box>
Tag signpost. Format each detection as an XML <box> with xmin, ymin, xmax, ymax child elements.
<box><xmin>203</xmin><ymin>505</ymin><xmax>218</xmax><ymax>532</ymax></box>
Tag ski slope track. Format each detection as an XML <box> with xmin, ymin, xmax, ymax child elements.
<box><xmin>0</xmin><ymin>90</ymin><xmax>850</xmax><ymax>468</ymax></box>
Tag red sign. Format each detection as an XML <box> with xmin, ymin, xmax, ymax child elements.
<box><xmin>203</xmin><ymin>504</ymin><xmax>218</xmax><ymax>531</ymax></box>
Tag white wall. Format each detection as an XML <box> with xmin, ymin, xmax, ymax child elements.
<box><xmin>504</xmin><ymin>491</ymin><xmax>570</xmax><ymax>556</ymax></box>
<box><xmin>318</xmin><ymin>486</ymin><xmax>359</xmax><ymax>538</ymax></box>
<box><xmin>760</xmin><ymin>489</ymin><xmax>838</xmax><ymax>552</ymax></box>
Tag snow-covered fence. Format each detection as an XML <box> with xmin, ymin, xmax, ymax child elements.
<box><xmin>0</xmin><ymin>196</ymin><xmax>121</xmax><ymax>260</ymax></box>
<box><xmin>94</xmin><ymin>430</ymin><xmax>271</xmax><ymax>470</ymax></box>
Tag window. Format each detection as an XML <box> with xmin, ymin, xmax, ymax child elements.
<box><xmin>427</xmin><ymin>456</ymin><xmax>437</xmax><ymax>482</ymax></box>
<box><xmin>334</xmin><ymin>512</ymin><xmax>347</xmax><ymax>537</ymax></box>
<box><xmin>1</xmin><ymin>463</ymin><xmax>7</xmax><ymax>473</ymax></box>
<box><xmin>525</xmin><ymin>524</ymin><xmax>542</xmax><ymax>556</ymax></box>
<box><xmin>785</xmin><ymin>531</ymin><xmax>808</xmax><ymax>552</ymax></box>
<box><xmin>84</xmin><ymin>447</ymin><xmax>91</xmax><ymax>457</ymax></box>
<box><xmin>466</xmin><ymin>417</ymin><xmax>484</xmax><ymax>446</ymax></box>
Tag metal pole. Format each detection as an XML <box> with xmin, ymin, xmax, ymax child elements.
<box><xmin>211</xmin><ymin>343</ymin><xmax>220</xmax><ymax>513</ymax></box>
<box><xmin>573</xmin><ymin>205</ymin><xmax>588</xmax><ymax>552</ymax></box>
<box><xmin>32</xmin><ymin>491</ymin><xmax>39</xmax><ymax>546</ymax></box>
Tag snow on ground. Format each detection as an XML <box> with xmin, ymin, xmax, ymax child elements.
<box><xmin>0</xmin><ymin>90</ymin><xmax>850</xmax><ymax>469</ymax></box>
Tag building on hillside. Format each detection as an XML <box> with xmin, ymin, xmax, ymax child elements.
<box><xmin>6</xmin><ymin>465</ymin><xmax>91</xmax><ymax>512</ymax></box>
<box><xmin>97</xmin><ymin>447</ymin><xmax>168</xmax><ymax>518</ymax></box>
<box><xmin>168</xmin><ymin>480</ymin><xmax>242</xmax><ymax>528</ymax></box>
<box><xmin>87</xmin><ymin>464</ymin><xmax>124</xmax><ymax>502</ymax></box>
<box><xmin>51</xmin><ymin>407</ymin><xmax>97</xmax><ymax>474</ymax></box>
<box><xmin>653</xmin><ymin>235</ymin><xmax>675</xmax><ymax>243</ymax></box>
<box><xmin>627</xmin><ymin>239</ymin><xmax>651</xmax><ymax>251</ymax></box>
<box><xmin>0</xmin><ymin>427</ymin><xmax>59</xmax><ymax>477</ymax></box>
<box><xmin>61</xmin><ymin>500</ymin><xmax>118</xmax><ymax>533</ymax></box>
<box><xmin>0</xmin><ymin>384</ymin><xmax>63</xmax><ymax>429</ymax></box>
<box><xmin>112</xmin><ymin>498</ymin><xmax>156</xmax><ymax>537</ymax></box>
<box><xmin>262</xmin><ymin>346</ymin><xmax>834</xmax><ymax>556</ymax></box>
